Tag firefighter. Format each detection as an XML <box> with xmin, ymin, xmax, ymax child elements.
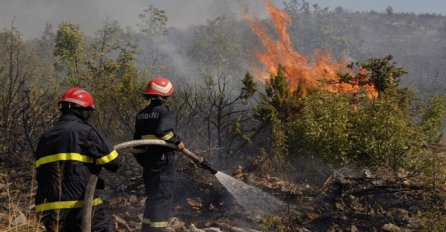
<box><xmin>133</xmin><ymin>76</ymin><xmax>185</xmax><ymax>232</ymax></box>
<box><xmin>34</xmin><ymin>87</ymin><xmax>121</xmax><ymax>232</ymax></box>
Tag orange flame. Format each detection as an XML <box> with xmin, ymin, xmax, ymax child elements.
<box><xmin>246</xmin><ymin>0</ymin><xmax>377</xmax><ymax>98</ymax></box>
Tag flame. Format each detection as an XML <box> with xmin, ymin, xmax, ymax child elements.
<box><xmin>246</xmin><ymin>0</ymin><xmax>377</xmax><ymax>98</ymax></box>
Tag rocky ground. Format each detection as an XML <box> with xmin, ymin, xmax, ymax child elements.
<box><xmin>105</xmin><ymin>159</ymin><xmax>264</xmax><ymax>232</ymax></box>
<box><xmin>1</xmin><ymin>160</ymin><xmax>445</xmax><ymax>231</ymax></box>
<box><xmin>104</xmin><ymin>161</ymin><xmax>446</xmax><ymax>232</ymax></box>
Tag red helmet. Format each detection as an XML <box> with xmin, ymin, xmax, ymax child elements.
<box><xmin>143</xmin><ymin>76</ymin><xmax>174</xmax><ymax>97</ymax></box>
<box><xmin>59</xmin><ymin>87</ymin><xmax>95</xmax><ymax>108</ymax></box>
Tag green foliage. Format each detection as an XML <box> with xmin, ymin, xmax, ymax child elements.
<box><xmin>136</xmin><ymin>4</ymin><xmax>170</xmax><ymax>76</ymax></box>
<box><xmin>290</xmin><ymin>91</ymin><xmax>353</xmax><ymax>165</ymax></box>
<box><xmin>138</xmin><ymin>5</ymin><xmax>168</xmax><ymax>36</ymax></box>
<box><xmin>32</xmin><ymin>23</ymin><xmax>56</xmax><ymax>70</ymax></box>
<box><xmin>189</xmin><ymin>15</ymin><xmax>243</xmax><ymax>68</ymax></box>
<box><xmin>291</xmin><ymin>89</ymin><xmax>423</xmax><ymax>169</ymax></box>
<box><xmin>253</xmin><ymin>101</ymin><xmax>279</xmax><ymax>124</ymax></box>
<box><xmin>253</xmin><ymin>67</ymin><xmax>296</xmax><ymax>156</ymax></box>
<box><xmin>0</xmin><ymin>27</ymin><xmax>58</xmax><ymax>166</ymax></box>
<box><xmin>416</xmin><ymin>165</ymin><xmax>446</xmax><ymax>232</ymax></box>
<box><xmin>54</xmin><ymin>23</ymin><xmax>83</xmax><ymax>57</ymax></box>
<box><xmin>418</xmin><ymin>209</ymin><xmax>446</xmax><ymax>232</ymax></box>
<box><xmin>232</xmin><ymin>72</ymin><xmax>258</xmax><ymax>144</ymax></box>
<box><xmin>47</xmin><ymin>19</ymin><xmax>147</xmax><ymax>141</ymax></box>
<box><xmin>232</xmin><ymin>115</ymin><xmax>252</xmax><ymax>144</ymax></box>
<box><xmin>350</xmin><ymin>94</ymin><xmax>421</xmax><ymax>169</ymax></box>
<box><xmin>254</xmin><ymin>66</ymin><xmax>302</xmax><ymax>123</ymax></box>
<box><xmin>86</xmin><ymin>21</ymin><xmax>144</xmax><ymax>138</ymax></box>
<box><xmin>254</xmin><ymin>55</ymin><xmax>445</xmax><ymax>172</ymax></box>
<box><xmin>2</xmin><ymin>7</ymin><xmax>446</xmax><ymax>231</ymax></box>
<box><xmin>240</xmin><ymin>72</ymin><xmax>257</xmax><ymax>103</ymax></box>
<box><xmin>259</xmin><ymin>214</ymin><xmax>303</xmax><ymax>232</ymax></box>
<box><xmin>53</xmin><ymin>22</ymin><xmax>85</xmax><ymax>85</ymax></box>
<box><xmin>347</xmin><ymin>55</ymin><xmax>407</xmax><ymax>93</ymax></box>
<box><xmin>293</xmin><ymin>56</ymin><xmax>425</xmax><ymax>170</ymax></box>
<box><xmin>411</xmin><ymin>130</ymin><xmax>446</xmax><ymax>232</ymax></box>
<box><xmin>419</xmin><ymin>94</ymin><xmax>446</xmax><ymax>144</ymax></box>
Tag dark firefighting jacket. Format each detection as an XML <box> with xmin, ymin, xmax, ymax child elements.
<box><xmin>133</xmin><ymin>100</ymin><xmax>181</xmax><ymax>181</ymax></box>
<box><xmin>34</xmin><ymin>112</ymin><xmax>120</xmax><ymax>213</ymax></box>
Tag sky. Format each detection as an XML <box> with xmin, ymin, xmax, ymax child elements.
<box><xmin>1</xmin><ymin>0</ymin><xmax>445</xmax><ymax>39</ymax></box>
<box><xmin>310</xmin><ymin>0</ymin><xmax>446</xmax><ymax>14</ymax></box>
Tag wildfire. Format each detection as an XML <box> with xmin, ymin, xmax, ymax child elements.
<box><xmin>245</xmin><ymin>0</ymin><xmax>377</xmax><ymax>98</ymax></box>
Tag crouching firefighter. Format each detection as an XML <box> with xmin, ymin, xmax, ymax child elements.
<box><xmin>34</xmin><ymin>87</ymin><xmax>121</xmax><ymax>232</ymax></box>
<box><xmin>133</xmin><ymin>76</ymin><xmax>185</xmax><ymax>232</ymax></box>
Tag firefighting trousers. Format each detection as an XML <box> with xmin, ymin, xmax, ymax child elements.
<box><xmin>40</xmin><ymin>204</ymin><xmax>113</xmax><ymax>232</ymax></box>
<box><xmin>142</xmin><ymin>177</ymin><xmax>175</xmax><ymax>232</ymax></box>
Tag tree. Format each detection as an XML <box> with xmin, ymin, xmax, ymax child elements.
<box><xmin>86</xmin><ymin>20</ymin><xmax>143</xmax><ymax>139</ymax></box>
<box><xmin>290</xmin><ymin>91</ymin><xmax>353</xmax><ymax>165</ymax></box>
<box><xmin>188</xmin><ymin>15</ymin><xmax>247</xmax><ymax>72</ymax></box>
<box><xmin>137</xmin><ymin>5</ymin><xmax>168</xmax><ymax>36</ymax></box>
<box><xmin>0</xmin><ymin>26</ymin><xmax>58</xmax><ymax>167</ymax></box>
<box><xmin>31</xmin><ymin>23</ymin><xmax>56</xmax><ymax>71</ymax></box>
<box><xmin>419</xmin><ymin>94</ymin><xmax>446</xmax><ymax>144</ymax></box>
<box><xmin>137</xmin><ymin>4</ymin><xmax>169</xmax><ymax>76</ymax></box>
<box><xmin>252</xmin><ymin>55</ymin><xmax>437</xmax><ymax>173</ymax></box>
<box><xmin>283</xmin><ymin>0</ymin><xmax>363</xmax><ymax>58</ymax></box>
<box><xmin>53</xmin><ymin>22</ymin><xmax>85</xmax><ymax>86</ymax></box>
<box><xmin>253</xmin><ymin>66</ymin><xmax>304</xmax><ymax>157</ymax></box>
<box><xmin>186</xmin><ymin>70</ymin><xmax>257</xmax><ymax>164</ymax></box>
<box><xmin>346</xmin><ymin>55</ymin><xmax>407</xmax><ymax>94</ymax></box>
<box><xmin>349</xmin><ymin>94</ymin><xmax>421</xmax><ymax>170</ymax></box>
<box><xmin>386</xmin><ymin>6</ymin><xmax>394</xmax><ymax>15</ymax></box>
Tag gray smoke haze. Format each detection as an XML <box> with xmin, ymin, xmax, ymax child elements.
<box><xmin>0</xmin><ymin>0</ymin><xmax>269</xmax><ymax>39</ymax></box>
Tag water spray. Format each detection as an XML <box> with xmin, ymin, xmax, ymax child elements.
<box><xmin>81</xmin><ymin>139</ymin><xmax>218</xmax><ymax>232</ymax></box>
<box><xmin>82</xmin><ymin>139</ymin><xmax>288</xmax><ymax>231</ymax></box>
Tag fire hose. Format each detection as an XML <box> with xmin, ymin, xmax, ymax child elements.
<box><xmin>81</xmin><ymin>139</ymin><xmax>218</xmax><ymax>232</ymax></box>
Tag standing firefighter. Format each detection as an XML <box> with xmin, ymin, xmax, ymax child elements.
<box><xmin>133</xmin><ymin>76</ymin><xmax>185</xmax><ymax>232</ymax></box>
<box><xmin>34</xmin><ymin>87</ymin><xmax>121</xmax><ymax>232</ymax></box>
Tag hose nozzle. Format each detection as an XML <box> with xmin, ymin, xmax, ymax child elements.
<box><xmin>196</xmin><ymin>158</ymin><xmax>218</xmax><ymax>175</ymax></box>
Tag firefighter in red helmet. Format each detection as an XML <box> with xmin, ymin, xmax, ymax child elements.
<box><xmin>34</xmin><ymin>87</ymin><xmax>121</xmax><ymax>232</ymax></box>
<box><xmin>133</xmin><ymin>77</ymin><xmax>185</xmax><ymax>232</ymax></box>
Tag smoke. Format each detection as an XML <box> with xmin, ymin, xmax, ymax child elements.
<box><xmin>0</xmin><ymin>0</ymin><xmax>269</xmax><ymax>39</ymax></box>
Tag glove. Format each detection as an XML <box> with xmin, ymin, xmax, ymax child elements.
<box><xmin>177</xmin><ymin>142</ymin><xmax>185</xmax><ymax>151</ymax></box>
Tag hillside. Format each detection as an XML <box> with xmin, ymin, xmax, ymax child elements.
<box><xmin>1</xmin><ymin>0</ymin><xmax>446</xmax><ymax>231</ymax></box>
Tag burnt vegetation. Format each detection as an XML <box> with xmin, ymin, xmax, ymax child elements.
<box><xmin>1</xmin><ymin>0</ymin><xmax>446</xmax><ymax>231</ymax></box>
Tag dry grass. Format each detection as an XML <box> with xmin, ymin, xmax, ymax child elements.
<box><xmin>0</xmin><ymin>167</ymin><xmax>44</xmax><ymax>231</ymax></box>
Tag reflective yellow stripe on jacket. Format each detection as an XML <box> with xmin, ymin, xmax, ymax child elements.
<box><xmin>142</xmin><ymin>218</ymin><xmax>168</xmax><ymax>228</ymax></box>
<box><xmin>35</xmin><ymin>153</ymin><xmax>94</xmax><ymax>168</ymax></box>
<box><xmin>35</xmin><ymin>150</ymin><xmax>118</xmax><ymax>168</ymax></box>
<box><xmin>142</xmin><ymin>131</ymin><xmax>174</xmax><ymax>141</ymax></box>
<box><xmin>36</xmin><ymin>198</ymin><xmax>103</xmax><ymax>212</ymax></box>
<box><xmin>96</xmin><ymin>150</ymin><xmax>119</xmax><ymax>164</ymax></box>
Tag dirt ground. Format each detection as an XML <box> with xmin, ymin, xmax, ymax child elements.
<box><xmin>1</xmin><ymin>157</ymin><xmax>446</xmax><ymax>232</ymax></box>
